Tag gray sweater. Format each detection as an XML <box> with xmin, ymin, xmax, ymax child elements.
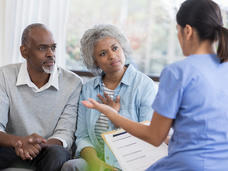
<box><xmin>0</xmin><ymin>63</ymin><xmax>82</xmax><ymax>149</ymax></box>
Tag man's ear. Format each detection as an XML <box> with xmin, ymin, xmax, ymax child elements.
<box><xmin>20</xmin><ymin>45</ymin><xmax>28</xmax><ymax>59</ymax></box>
<box><xmin>184</xmin><ymin>24</ymin><xmax>193</xmax><ymax>41</ymax></box>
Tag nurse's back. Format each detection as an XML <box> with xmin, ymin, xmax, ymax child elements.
<box><xmin>150</xmin><ymin>0</ymin><xmax>228</xmax><ymax>170</ymax></box>
<box><xmin>166</xmin><ymin>54</ymin><xmax>228</xmax><ymax>170</ymax></box>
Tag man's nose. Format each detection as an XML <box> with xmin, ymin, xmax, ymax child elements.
<box><xmin>46</xmin><ymin>47</ymin><xmax>55</xmax><ymax>56</ymax></box>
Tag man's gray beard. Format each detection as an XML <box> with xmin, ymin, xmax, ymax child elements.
<box><xmin>42</xmin><ymin>65</ymin><xmax>55</xmax><ymax>74</ymax></box>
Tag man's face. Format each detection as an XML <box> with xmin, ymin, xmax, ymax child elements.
<box><xmin>21</xmin><ymin>27</ymin><xmax>56</xmax><ymax>74</ymax></box>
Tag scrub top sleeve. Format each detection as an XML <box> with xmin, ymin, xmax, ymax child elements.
<box><xmin>152</xmin><ymin>67</ymin><xmax>184</xmax><ymax>119</ymax></box>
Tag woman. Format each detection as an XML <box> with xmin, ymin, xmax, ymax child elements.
<box><xmin>82</xmin><ymin>0</ymin><xmax>228</xmax><ymax>170</ymax></box>
<box><xmin>62</xmin><ymin>25</ymin><xmax>157</xmax><ymax>171</ymax></box>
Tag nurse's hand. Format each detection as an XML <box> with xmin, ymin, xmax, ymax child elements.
<box><xmin>82</xmin><ymin>98</ymin><xmax>117</xmax><ymax>117</ymax></box>
<box><xmin>97</xmin><ymin>93</ymin><xmax>120</xmax><ymax>112</ymax></box>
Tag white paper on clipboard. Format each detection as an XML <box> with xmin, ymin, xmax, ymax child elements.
<box><xmin>102</xmin><ymin>121</ymin><xmax>168</xmax><ymax>171</ymax></box>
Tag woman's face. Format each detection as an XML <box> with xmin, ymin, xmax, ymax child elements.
<box><xmin>93</xmin><ymin>37</ymin><xmax>125</xmax><ymax>74</ymax></box>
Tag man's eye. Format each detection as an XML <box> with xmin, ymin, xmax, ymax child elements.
<box><xmin>39</xmin><ymin>46</ymin><xmax>47</xmax><ymax>51</ymax></box>
<box><xmin>38</xmin><ymin>45</ymin><xmax>56</xmax><ymax>51</ymax></box>
<box><xmin>51</xmin><ymin>46</ymin><xmax>56</xmax><ymax>51</ymax></box>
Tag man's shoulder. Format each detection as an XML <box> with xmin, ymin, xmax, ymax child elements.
<box><xmin>0</xmin><ymin>63</ymin><xmax>21</xmax><ymax>72</ymax></box>
<box><xmin>58</xmin><ymin>67</ymin><xmax>82</xmax><ymax>84</ymax></box>
<box><xmin>0</xmin><ymin>63</ymin><xmax>22</xmax><ymax>78</ymax></box>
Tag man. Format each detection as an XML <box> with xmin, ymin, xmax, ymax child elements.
<box><xmin>0</xmin><ymin>23</ymin><xmax>82</xmax><ymax>171</ymax></box>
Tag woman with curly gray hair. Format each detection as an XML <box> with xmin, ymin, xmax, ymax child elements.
<box><xmin>80</xmin><ymin>24</ymin><xmax>133</xmax><ymax>75</ymax></box>
<box><xmin>62</xmin><ymin>24</ymin><xmax>157</xmax><ymax>171</ymax></box>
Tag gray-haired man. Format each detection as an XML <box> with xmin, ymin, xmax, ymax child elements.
<box><xmin>0</xmin><ymin>23</ymin><xmax>82</xmax><ymax>171</ymax></box>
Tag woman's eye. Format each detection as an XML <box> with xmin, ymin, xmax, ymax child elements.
<box><xmin>113</xmin><ymin>46</ymin><xmax>118</xmax><ymax>51</ymax></box>
<box><xmin>100</xmin><ymin>52</ymin><xmax>106</xmax><ymax>56</ymax></box>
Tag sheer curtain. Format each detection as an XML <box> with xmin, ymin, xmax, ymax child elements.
<box><xmin>0</xmin><ymin>0</ymin><xmax>70</xmax><ymax>67</ymax></box>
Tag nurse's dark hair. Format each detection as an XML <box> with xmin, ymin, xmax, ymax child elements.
<box><xmin>176</xmin><ymin>0</ymin><xmax>228</xmax><ymax>62</ymax></box>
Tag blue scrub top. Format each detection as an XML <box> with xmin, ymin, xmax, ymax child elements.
<box><xmin>148</xmin><ymin>54</ymin><xmax>228</xmax><ymax>171</ymax></box>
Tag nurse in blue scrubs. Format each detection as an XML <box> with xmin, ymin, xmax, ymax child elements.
<box><xmin>82</xmin><ymin>0</ymin><xmax>228</xmax><ymax>170</ymax></box>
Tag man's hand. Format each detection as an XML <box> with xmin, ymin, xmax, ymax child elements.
<box><xmin>41</xmin><ymin>138</ymin><xmax>63</xmax><ymax>148</ymax></box>
<box><xmin>27</xmin><ymin>133</ymin><xmax>47</xmax><ymax>145</ymax></box>
<box><xmin>14</xmin><ymin>140</ymin><xmax>24</xmax><ymax>158</ymax></box>
<box><xmin>14</xmin><ymin>134</ymin><xmax>46</xmax><ymax>160</ymax></box>
<box><xmin>97</xmin><ymin>93</ymin><xmax>120</xmax><ymax>112</ymax></box>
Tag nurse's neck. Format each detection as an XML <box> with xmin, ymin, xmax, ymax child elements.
<box><xmin>191</xmin><ymin>39</ymin><xmax>215</xmax><ymax>55</ymax></box>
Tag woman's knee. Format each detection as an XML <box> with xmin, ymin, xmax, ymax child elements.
<box><xmin>61</xmin><ymin>158</ymin><xmax>88</xmax><ymax>171</ymax></box>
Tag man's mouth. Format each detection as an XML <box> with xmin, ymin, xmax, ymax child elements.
<box><xmin>43</xmin><ymin>60</ymin><xmax>55</xmax><ymax>67</ymax></box>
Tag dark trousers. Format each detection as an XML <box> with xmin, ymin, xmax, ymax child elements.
<box><xmin>0</xmin><ymin>145</ymin><xmax>70</xmax><ymax>171</ymax></box>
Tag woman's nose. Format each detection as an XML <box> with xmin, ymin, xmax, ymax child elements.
<box><xmin>108</xmin><ymin>51</ymin><xmax>115</xmax><ymax>59</ymax></box>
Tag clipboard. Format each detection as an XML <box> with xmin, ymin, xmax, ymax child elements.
<box><xmin>102</xmin><ymin>121</ymin><xmax>168</xmax><ymax>171</ymax></box>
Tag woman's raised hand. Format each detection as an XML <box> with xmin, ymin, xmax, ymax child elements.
<box><xmin>97</xmin><ymin>93</ymin><xmax>120</xmax><ymax>111</ymax></box>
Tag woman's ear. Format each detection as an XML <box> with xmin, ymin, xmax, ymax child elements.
<box><xmin>94</xmin><ymin>59</ymin><xmax>97</xmax><ymax>66</ymax></box>
<box><xmin>184</xmin><ymin>24</ymin><xmax>193</xmax><ymax>41</ymax></box>
<box><xmin>94</xmin><ymin>59</ymin><xmax>99</xmax><ymax>68</ymax></box>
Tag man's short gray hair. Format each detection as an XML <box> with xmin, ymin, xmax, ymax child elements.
<box><xmin>80</xmin><ymin>24</ymin><xmax>132</xmax><ymax>74</ymax></box>
<box><xmin>21</xmin><ymin>23</ymin><xmax>48</xmax><ymax>46</ymax></box>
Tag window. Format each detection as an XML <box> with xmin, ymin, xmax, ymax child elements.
<box><xmin>66</xmin><ymin>0</ymin><xmax>228</xmax><ymax>76</ymax></box>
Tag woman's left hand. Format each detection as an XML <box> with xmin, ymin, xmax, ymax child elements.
<box><xmin>97</xmin><ymin>93</ymin><xmax>120</xmax><ymax>112</ymax></box>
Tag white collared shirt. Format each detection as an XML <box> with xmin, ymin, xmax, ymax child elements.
<box><xmin>16</xmin><ymin>62</ymin><xmax>59</xmax><ymax>92</ymax></box>
<box><xmin>15</xmin><ymin>62</ymin><xmax>67</xmax><ymax>148</ymax></box>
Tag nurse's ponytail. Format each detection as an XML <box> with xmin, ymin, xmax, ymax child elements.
<box><xmin>217</xmin><ymin>27</ymin><xmax>228</xmax><ymax>62</ymax></box>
